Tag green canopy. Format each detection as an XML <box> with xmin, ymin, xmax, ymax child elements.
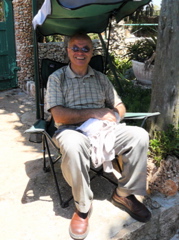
<box><xmin>34</xmin><ymin>0</ymin><xmax>151</xmax><ymax>36</ymax></box>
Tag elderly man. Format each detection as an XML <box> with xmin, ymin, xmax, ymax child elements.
<box><xmin>46</xmin><ymin>33</ymin><xmax>151</xmax><ymax>239</ymax></box>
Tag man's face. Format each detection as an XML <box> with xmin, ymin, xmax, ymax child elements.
<box><xmin>67</xmin><ymin>38</ymin><xmax>93</xmax><ymax>69</ymax></box>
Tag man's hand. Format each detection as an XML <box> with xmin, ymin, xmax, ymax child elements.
<box><xmin>93</xmin><ymin>103</ymin><xmax>126</xmax><ymax>122</ymax></box>
<box><xmin>93</xmin><ymin>108</ymin><xmax>117</xmax><ymax>122</ymax></box>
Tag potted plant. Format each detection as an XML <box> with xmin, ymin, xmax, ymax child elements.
<box><xmin>127</xmin><ymin>37</ymin><xmax>157</xmax><ymax>85</ymax></box>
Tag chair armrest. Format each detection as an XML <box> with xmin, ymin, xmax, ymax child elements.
<box><xmin>124</xmin><ymin>112</ymin><xmax>160</xmax><ymax>120</ymax></box>
<box><xmin>123</xmin><ymin>112</ymin><xmax>160</xmax><ymax>128</ymax></box>
<box><xmin>25</xmin><ymin>119</ymin><xmax>47</xmax><ymax>133</ymax></box>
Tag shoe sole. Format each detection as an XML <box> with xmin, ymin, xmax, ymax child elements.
<box><xmin>69</xmin><ymin>228</ymin><xmax>89</xmax><ymax>240</ymax></box>
<box><xmin>111</xmin><ymin>198</ymin><xmax>151</xmax><ymax>223</ymax></box>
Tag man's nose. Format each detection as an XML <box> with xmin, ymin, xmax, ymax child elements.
<box><xmin>77</xmin><ymin>49</ymin><xmax>85</xmax><ymax>53</ymax></box>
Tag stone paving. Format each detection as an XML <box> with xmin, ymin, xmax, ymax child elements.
<box><xmin>0</xmin><ymin>88</ymin><xmax>179</xmax><ymax>240</ymax></box>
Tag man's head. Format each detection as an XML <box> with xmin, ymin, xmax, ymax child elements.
<box><xmin>68</xmin><ymin>33</ymin><xmax>93</xmax><ymax>48</ymax></box>
<box><xmin>67</xmin><ymin>33</ymin><xmax>93</xmax><ymax>73</ymax></box>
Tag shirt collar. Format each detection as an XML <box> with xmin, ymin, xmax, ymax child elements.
<box><xmin>66</xmin><ymin>64</ymin><xmax>95</xmax><ymax>79</ymax></box>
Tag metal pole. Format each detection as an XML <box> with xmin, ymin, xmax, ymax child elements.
<box><xmin>32</xmin><ymin>0</ymin><xmax>41</xmax><ymax>119</ymax></box>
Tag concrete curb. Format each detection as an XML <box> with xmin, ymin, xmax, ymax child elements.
<box><xmin>112</xmin><ymin>193</ymin><xmax>179</xmax><ymax>240</ymax></box>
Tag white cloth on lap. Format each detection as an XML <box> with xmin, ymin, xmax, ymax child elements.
<box><xmin>77</xmin><ymin>118</ymin><xmax>117</xmax><ymax>173</ymax></box>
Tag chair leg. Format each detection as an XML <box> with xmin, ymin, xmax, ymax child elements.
<box><xmin>42</xmin><ymin>136</ymin><xmax>50</xmax><ymax>173</ymax></box>
<box><xmin>43</xmin><ymin>135</ymin><xmax>73</xmax><ymax>208</ymax></box>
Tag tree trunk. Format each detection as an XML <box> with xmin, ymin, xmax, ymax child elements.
<box><xmin>148</xmin><ymin>0</ymin><xmax>179</xmax><ymax>134</ymax></box>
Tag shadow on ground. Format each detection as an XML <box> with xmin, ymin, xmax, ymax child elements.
<box><xmin>21</xmin><ymin>156</ymin><xmax>117</xmax><ymax>219</ymax></box>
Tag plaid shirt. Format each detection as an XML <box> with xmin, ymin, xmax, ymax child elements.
<box><xmin>46</xmin><ymin>65</ymin><xmax>122</xmax><ymax>126</ymax></box>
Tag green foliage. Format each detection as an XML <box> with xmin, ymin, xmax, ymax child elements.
<box><xmin>110</xmin><ymin>55</ymin><xmax>132</xmax><ymax>75</ymax></box>
<box><xmin>88</xmin><ymin>33</ymin><xmax>99</xmax><ymax>40</ymax></box>
<box><xmin>107</xmin><ymin>56</ymin><xmax>151</xmax><ymax>113</ymax></box>
<box><xmin>126</xmin><ymin>37</ymin><xmax>157</xmax><ymax>62</ymax></box>
<box><xmin>149</xmin><ymin>125</ymin><xmax>179</xmax><ymax>166</ymax></box>
<box><xmin>45</xmin><ymin>35</ymin><xmax>64</xmax><ymax>42</ymax></box>
<box><xmin>120</xmin><ymin>80</ymin><xmax>151</xmax><ymax>112</ymax></box>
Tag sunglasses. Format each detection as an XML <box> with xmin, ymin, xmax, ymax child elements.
<box><xmin>68</xmin><ymin>46</ymin><xmax>91</xmax><ymax>53</ymax></box>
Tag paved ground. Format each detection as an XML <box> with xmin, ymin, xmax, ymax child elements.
<box><xmin>0</xmin><ymin>88</ymin><xmax>179</xmax><ymax>240</ymax></box>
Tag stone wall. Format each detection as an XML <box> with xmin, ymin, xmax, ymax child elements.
<box><xmin>13</xmin><ymin>0</ymin><xmax>34</xmax><ymax>89</ymax></box>
<box><xmin>38</xmin><ymin>42</ymin><xmax>67</xmax><ymax>63</ymax></box>
<box><xmin>108</xmin><ymin>20</ymin><xmax>130</xmax><ymax>56</ymax></box>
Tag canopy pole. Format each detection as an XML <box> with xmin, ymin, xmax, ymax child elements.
<box><xmin>32</xmin><ymin>0</ymin><xmax>41</xmax><ymax>119</ymax></box>
<box><xmin>104</xmin><ymin>18</ymin><xmax>112</xmax><ymax>73</ymax></box>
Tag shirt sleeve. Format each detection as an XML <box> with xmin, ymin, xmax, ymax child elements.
<box><xmin>103</xmin><ymin>74</ymin><xmax>123</xmax><ymax>108</ymax></box>
<box><xmin>46</xmin><ymin>69</ymin><xmax>65</xmax><ymax>111</ymax></box>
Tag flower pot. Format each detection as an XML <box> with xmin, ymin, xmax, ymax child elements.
<box><xmin>132</xmin><ymin>60</ymin><xmax>154</xmax><ymax>85</ymax></box>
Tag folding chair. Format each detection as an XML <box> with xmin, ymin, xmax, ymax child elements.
<box><xmin>26</xmin><ymin>55</ymin><xmax>110</xmax><ymax>208</ymax></box>
<box><xmin>25</xmin><ymin>56</ymin><xmax>160</xmax><ymax>208</ymax></box>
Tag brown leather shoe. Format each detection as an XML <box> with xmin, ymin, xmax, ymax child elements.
<box><xmin>111</xmin><ymin>191</ymin><xmax>151</xmax><ymax>223</ymax></box>
<box><xmin>69</xmin><ymin>207</ymin><xmax>92</xmax><ymax>240</ymax></box>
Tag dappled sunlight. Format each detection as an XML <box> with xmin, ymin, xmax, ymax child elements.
<box><xmin>0</xmin><ymin>88</ymin><xmax>40</xmax><ymax>153</ymax></box>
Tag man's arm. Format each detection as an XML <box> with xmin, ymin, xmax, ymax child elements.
<box><xmin>50</xmin><ymin>104</ymin><xmax>125</xmax><ymax>125</ymax></box>
<box><xmin>114</xmin><ymin>103</ymin><xmax>126</xmax><ymax>121</ymax></box>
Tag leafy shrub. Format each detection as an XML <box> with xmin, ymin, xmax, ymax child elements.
<box><xmin>149</xmin><ymin>125</ymin><xmax>179</xmax><ymax>166</ymax></box>
<box><xmin>107</xmin><ymin>56</ymin><xmax>151</xmax><ymax>113</ymax></box>
<box><xmin>110</xmin><ymin>56</ymin><xmax>132</xmax><ymax>75</ymax></box>
<box><xmin>126</xmin><ymin>37</ymin><xmax>157</xmax><ymax>63</ymax></box>
<box><xmin>120</xmin><ymin>79</ymin><xmax>151</xmax><ymax>112</ymax></box>
<box><xmin>45</xmin><ymin>35</ymin><xmax>64</xmax><ymax>42</ymax></box>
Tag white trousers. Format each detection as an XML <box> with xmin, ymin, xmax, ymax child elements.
<box><xmin>53</xmin><ymin>124</ymin><xmax>149</xmax><ymax>213</ymax></box>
